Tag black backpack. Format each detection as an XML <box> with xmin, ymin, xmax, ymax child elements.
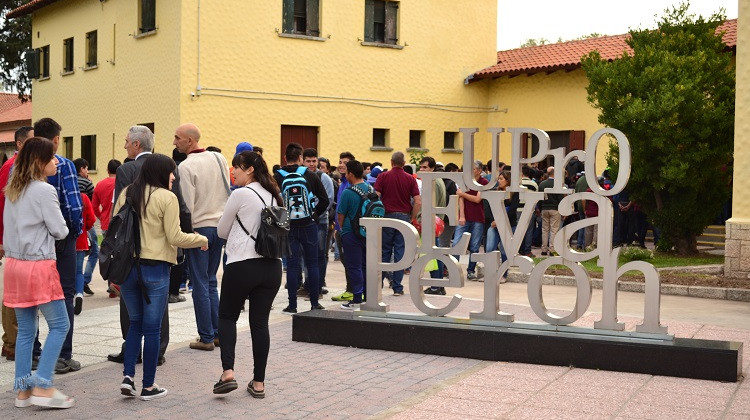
<box><xmin>236</xmin><ymin>187</ymin><xmax>290</xmax><ymax>259</ymax></box>
<box><xmin>348</xmin><ymin>184</ymin><xmax>385</xmax><ymax>239</ymax></box>
<box><xmin>99</xmin><ymin>199</ymin><xmax>143</xmax><ymax>287</ymax></box>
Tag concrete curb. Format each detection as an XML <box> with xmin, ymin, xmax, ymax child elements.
<box><xmin>506</xmin><ymin>271</ymin><xmax>750</xmax><ymax>302</ymax></box>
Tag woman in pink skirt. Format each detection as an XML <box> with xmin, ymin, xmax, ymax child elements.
<box><xmin>3</xmin><ymin>137</ymin><xmax>74</xmax><ymax>409</ymax></box>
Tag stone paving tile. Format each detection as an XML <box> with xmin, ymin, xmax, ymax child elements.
<box><xmin>505</xmin><ymin>405</ymin><xmax>612</xmax><ymax>419</ymax></box>
<box><xmin>2</xmin><ymin>318</ymin><xmax>483</xmax><ymax>420</ymax></box>
<box><xmin>615</xmin><ymin>401</ymin><xmax>724</xmax><ymax>419</ymax></box>
<box><xmin>725</xmin><ymin>414</ymin><xmax>750</xmax><ymax>420</ymax></box>
<box><xmin>410</xmin><ymin>396</ymin><xmax>516</xmax><ymax>418</ymax></box>
<box><xmin>730</xmin><ymin>390</ymin><xmax>750</xmax><ymax>414</ymax></box>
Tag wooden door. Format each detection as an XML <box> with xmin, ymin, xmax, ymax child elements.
<box><xmin>280</xmin><ymin>125</ymin><xmax>318</xmax><ymax>165</ymax></box>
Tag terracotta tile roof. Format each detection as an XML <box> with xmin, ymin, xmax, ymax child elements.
<box><xmin>471</xmin><ymin>19</ymin><xmax>737</xmax><ymax>82</ymax></box>
<box><xmin>0</xmin><ymin>101</ymin><xmax>32</xmax><ymax>125</ymax></box>
<box><xmin>6</xmin><ymin>0</ymin><xmax>63</xmax><ymax>18</ymax></box>
<box><xmin>0</xmin><ymin>93</ymin><xmax>25</xmax><ymax>113</ymax></box>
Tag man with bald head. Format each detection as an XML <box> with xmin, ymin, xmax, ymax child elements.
<box><xmin>173</xmin><ymin>123</ymin><xmax>230</xmax><ymax>351</ymax></box>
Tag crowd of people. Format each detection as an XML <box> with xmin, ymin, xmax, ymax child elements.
<box><xmin>0</xmin><ymin>119</ymin><xmax>652</xmax><ymax>408</ymax></box>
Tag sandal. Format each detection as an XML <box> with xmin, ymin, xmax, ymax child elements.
<box><xmin>213</xmin><ymin>378</ymin><xmax>238</xmax><ymax>394</ymax></box>
<box><xmin>15</xmin><ymin>397</ymin><xmax>32</xmax><ymax>408</ymax></box>
<box><xmin>29</xmin><ymin>389</ymin><xmax>75</xmax><ymax>409</ymax></box>
<box><xmin>247</xmin><ymin>381</ymin><xmax>265</xmax><ymax>399</ymax></box>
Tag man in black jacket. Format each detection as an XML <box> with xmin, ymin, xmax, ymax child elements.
<box><xmin>274</xmin><ymin>142</ymin><xmax>329</xmax><ymax>314</ymax></box>
<box><xmin>107</xmin><ymin>125</ymin><xmax>192</xmax><ymax>365</ymax></box>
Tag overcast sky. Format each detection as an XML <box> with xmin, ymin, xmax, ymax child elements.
<box><xmin>497</xmin><ymin>0</ymin><xmax>739</xmax><ymax>50</ymax></box>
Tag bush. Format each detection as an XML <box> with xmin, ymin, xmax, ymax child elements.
<box><xmin>620</xmin><ymin>246</ymin><xmax>654</xmax><ymax>263</ymax></box>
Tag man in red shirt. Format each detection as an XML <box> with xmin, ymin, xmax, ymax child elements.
<box><xmin>452</xmin><ymin>160</ymin><xmax>489</xmax><ymax>280</ymax></box>
<box><xmin>0</xmin><ymin>126</ymin><xmax>33</xmax><ymax>361</ymax></box>
<box><xmin>92</xmin><ymin>159</ymin><xmax>121</xmax><ymax>235</ymax></box>
<box><xmin>374</xmin><ymin>152</ymin><xmax>421</xmax><ymax>295</ymax></box>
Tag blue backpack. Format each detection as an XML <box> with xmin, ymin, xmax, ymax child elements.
<box><xmin>277</xmin><ymin>166</ymin><xmax>314</xmax><ymax>220</ymax></box>
<box><xmin>349</xmin><ymin>184</ymin><xmax>385</xmax><ymax>238</ymax></box>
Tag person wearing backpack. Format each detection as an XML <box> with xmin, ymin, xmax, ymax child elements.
<box><xmin>213</xmin><ymin>151</ymin><xmax>283</xmax><ymax>397</ymax></box>
<box><xmin>113</xmin><ymin>154</ymin><xmax>208</xmax><ymax>401</ymax></box>
<box><xmin>273</xmin><ymin>143</ymin><xmax>329</xmax><ymax>314</ymax></box>
<box><xmin>3</xmin><ymin>137</ymin><xmax>75</xmax><ymax>409</ymax></box>
<box><xmin>336</xmin><ymin>160</ymin><xmax>372</xmax><ymax>310</ymax></box>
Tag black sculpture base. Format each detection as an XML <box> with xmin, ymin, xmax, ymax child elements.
<box><xmin>292</xmin><ymin>310</ymin><xmax>742</xmax><ymax>382</ymax></box>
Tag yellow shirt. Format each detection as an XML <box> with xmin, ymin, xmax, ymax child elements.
<box><xmin>114</xmin><ymin>186</ymin><xmax>208</xmax><ymax>264</ymax></box>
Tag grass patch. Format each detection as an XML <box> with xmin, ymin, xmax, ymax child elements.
<box><xmin>532</xmin><ymin>249</ymin><xmax>723</xmax><ymax>274</ymax></box>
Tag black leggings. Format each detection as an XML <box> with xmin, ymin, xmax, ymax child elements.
<box><xmin>218</xmin><ymin>258</ymin><xmax>281</xmax><ymax>382</ymax></box>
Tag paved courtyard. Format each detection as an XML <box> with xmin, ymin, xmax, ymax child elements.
<box><xmin>0</xmin><ymin>259</ymin><xmax>748</xmax><ymax>419</ymax></box>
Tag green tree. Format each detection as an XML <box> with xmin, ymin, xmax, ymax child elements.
<box><xmin>0</xmin><ymin>0</ymin><xmax>32</xmax><ymax>99</ymax></box>
<box><xmin>581</xmin><ymin>2</ymin><xmax>734</xmax><ymax>255</ymax></box>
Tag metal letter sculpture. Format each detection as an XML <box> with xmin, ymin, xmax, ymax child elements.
<box><xmin>360</xmin><ymin>128</ymin><xmax>668</xmax><ymax>338</ymax></box>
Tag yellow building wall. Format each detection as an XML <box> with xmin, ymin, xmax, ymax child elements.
<box><xmin>482</xmin><ymin>69</ymin><xmax>609</xmax><ymax>171</ymax></box>
<box><xmin>732</xmin><ymin>3</ymin><xmax>749</xmax><ymax>222</ymax></box>
<box><xmin>30</xmin><ymin>0</ymin><xmax>182</xmax><ymax>180</ymax></box>
<box><xmin>177</xmin><ymin>0</ymin><xmax>497</xmax><ymax>166</ymax></box>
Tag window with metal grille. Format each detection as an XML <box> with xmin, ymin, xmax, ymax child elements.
<box><xmin>85</xmin><ymin>31</ymin><xmax>97</xmax><ymax>67</ymax></box>
<box><xmin>409</xmin><ymin>130</ymin><xmax>424</xmax><ymax>149</ymax></box>
<box><xmin>373</xmin><ymin>128</ymin><xmax>388</xmax><ymax>147</ymax></box>
<box><xmin>63</xmin><ymin>38</ymin><xmax>74</xmax><ymax>73</ymax></box>
<box><xmin>365</xmin><ymin>0</ymin><xmax>398</xmax><ymax>45</ymax></box>
<box><xmin>81</xmin><ymin>135</ymin><xmax>97</xmax><ymax>171</ymax></box>
<box><xmin>140</xmin><ymin>0</ymin><xmax>156</xmax><ymax>33</ymax></box>
<box><xmin>282</xmin><ymin>0</ymin><xmax>320</xmax><ymax>37</ymax></box>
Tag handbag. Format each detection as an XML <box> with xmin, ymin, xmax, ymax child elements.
<box><xmin>235</xmin><ymin>187</ymin><xmax>290</xmax><ymax>259</ymax></box>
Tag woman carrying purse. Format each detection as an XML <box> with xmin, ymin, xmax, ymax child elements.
<box><xmin>213</xmin><ymin>151</ymin><xmax>283</xmax><ymax>398</ymax></box>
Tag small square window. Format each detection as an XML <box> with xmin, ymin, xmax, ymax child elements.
<box><xmin>85</xmin><ymin>31</ymin><xmax>97</xmax><ymax>67</ymax></box>
<box><xmin>283</xmin><ymin>0</ymin><xmax>320</xmax><ymax>37</ymax></box>
<box><xmin>365</xmin><ymin>0</ymin><xmax>398</xmax><ymax>45</ymax></box>
<box><xmin>373</xmin><ymin>128</ymin><xmax>388</xmax><ymax>147</ymax></box>
<box><xmin>63</xmin><ymin>136</ymin><xmax>73</xmax><ymax>159</ymax></box>
<box><xmin>63</xmin><ymin>38</ymin><xmax>74</xmax><ymax>73</ymax></box>
<box><xmin>409</xmin><ymin>130</ymin><xmax>424</xmax><ymax>149</ymax></box>
<box><xmin>81</xmin><ymin>135</ymin><xmax>96</xmax><ymax>171</ymax></box>
<box><xmin>443</xmin><ymin>132</ymin><xmax>458</xmax><ymax>149</ymax></box>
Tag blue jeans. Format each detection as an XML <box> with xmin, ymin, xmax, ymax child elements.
<box><xmin>382</xmin><ymin>213</ymin><xmax>411</xmax><ymax>293</ymax></box>
<box><xmin>186</xmin><ymin>227</ymin><xmax>223</xmax><ymax>344</ymax></box>
<box><xmin>34</xmin><ymin>234</ymin><xmax>76</xmax><ymax>360</ymax></box>
<box><xmin>520</xmin><ymin>214</ymin><xmax>534</xmax><ymax>255</ymax></box>
<box><xmin>342</xmin><ymin>233</ymin><xmax>366</xmax><ymax>303</ymax></box>
<box><xmin>14</xmin><ymin>300</ymin><xmax>69</xmax><ymax>391</ymax></box>
<box><xmin>75</xmin><ymin>251</ymin><xmax>86</xmax><ymax>295</ymax></box>
<box><xmin>317</xmin><ymin>222</ymin><xmax>329</xmax><ymax>287</ymax></box>
<box><xmin>287</xmin><ymin>223</ymin><xmax>320</xmax><ymax>309</ymax></box>
<box><xmin>576</xmin><ymin>211</ymin><xmax>586</xmax><ymax>248</ymax></box>
<box><xmin>120</xmin><ymin>262</ymin><xmax>170</xmax><ymax>388</ymax></box>
<box><xmin>452</xmin><ymin>221</ymin><xmax>484</xmax><ymax>274</ymax></box>
<box><xmin>84</xmin><ymin>228</ymin><xmax>98</xmax><ymax>284</ymax></box>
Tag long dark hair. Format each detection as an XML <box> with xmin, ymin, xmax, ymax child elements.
<box><xmin>126</xmin><ymin>154</ymin><xmax>176</xmax><ymax>217</ymax></box>
<box><xmin>5</xmin><ymin>137</ymin><xmax>54</xmax><ymax>202</ymax></box>
<box><xmin>231</xmin><ymin>151</ymin><xmax>282</xmax><ymax>205</ymax></box>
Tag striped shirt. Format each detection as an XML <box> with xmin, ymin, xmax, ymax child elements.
<box><xmin>77</xmin><ymin>176</ymin><xmax>94</xmax><ymax>200</ymax></box>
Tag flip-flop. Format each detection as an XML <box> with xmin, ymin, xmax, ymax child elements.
<box><xmin>213</xmin><ymin>378</ymin><xmax>238</xmax><ymax>394</ymax></box>
<box><xmin>247</xmin><ymin>381</ymin><xmax>265</xmax><ymax>399</ymax></box>
<box><xmin>14</xmin><ymin>397</ymin><xmax>31</xmax><ymax>408</ymax></box>
<box><xmin>30</xmin><ymin>390</ymin><xmax>75</xmax><ymax>409</ymax></box>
